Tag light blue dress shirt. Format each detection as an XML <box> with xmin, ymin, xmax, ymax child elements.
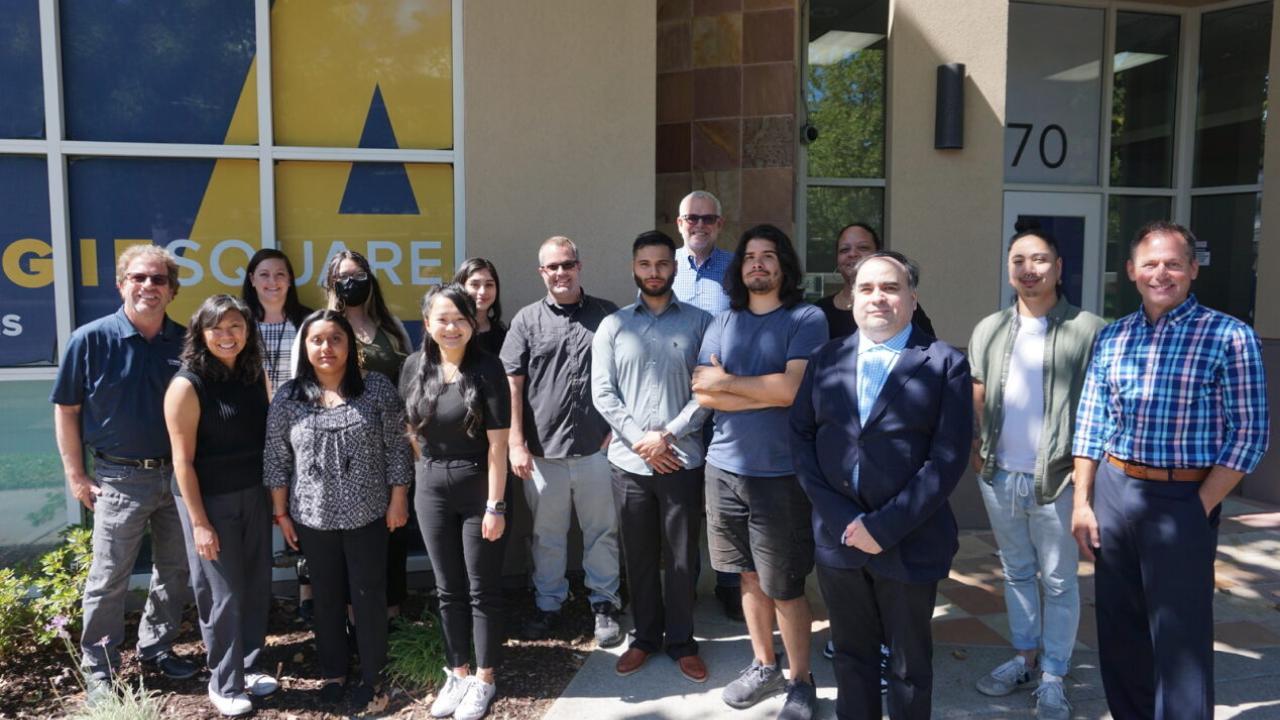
<box><xmin>852</xmin><ymin>323</ymin><xmax>913</xmax><ymax>490</ymax></box>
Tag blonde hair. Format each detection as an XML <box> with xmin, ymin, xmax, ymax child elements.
<box><xmin>538</xmin><ymin>235</ymin><xmax>579</xmax><ymax>264</ymax></box>
<box><xmin>115</xmin><ymin>244</ymin><xmax>179</xmax><ymax>293</ymax></box>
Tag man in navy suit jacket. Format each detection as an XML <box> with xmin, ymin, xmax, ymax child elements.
<box><xmin>790</xmin><ymin>251</ymin><xmax>972</xmax><ymax>720</ymax></box>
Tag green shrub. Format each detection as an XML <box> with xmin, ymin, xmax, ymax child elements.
<box><xmin>385</xmin><ymin>613</ymin><xmax>448</xmax><ymax>692</ymax></box>
<box><xmin>29</xmin><ymin>526</ymin><xmax>94</xmax><ymax>645</ymax></box>
<box><xmin>0</xmin><ymin>567</ymin><xmax>36</xmax><ymax>659</ymax></box>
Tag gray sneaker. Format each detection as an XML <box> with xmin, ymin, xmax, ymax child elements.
<box><xmin>592</xmin><ymin>602</ymin><xmax>623</xmax><ymax>648</ymax></box>
<box><xmin>1033</xmin><ymin>675</ymin><xmax>1071</xmax><ymax>720</ymax></box>
<box><xmin>976</xmin><ymin>656</ymin><xmax>1033</xmax><ymax>697</ymax></box>
<box><xmin>777</xmin><ymin>675</ymin><xmax>818</xmax><ymax>720</ymax></box>
<box><xmin>430</xmin><ymin>668</ymin><xmax>473</xmax><ymax>718</ymax></box>
<box><xmin>722</xmin><ymin>658</ymin><xmax>786</xmax><ymax>709</ymax></box>
<box><xmin>455</xmin><ymin>677</ymin><xmax>496</xmax><ymax>720</ymax></box>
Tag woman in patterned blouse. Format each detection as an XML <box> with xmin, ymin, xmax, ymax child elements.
<box><xmin>263</xmin><ymin>309</ymin><xmax>412</xmax><ymax>709</ymax></box>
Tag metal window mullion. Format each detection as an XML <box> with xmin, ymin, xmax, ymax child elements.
<box><xmin>255</xmin><ymin>0</ymin><xmax>275</xmax><ymax>249</ymax></box>
<box><xmin>451</xmin><ymin>0</ymin><xmax>465</xmax><ymax>269</ymax></box>
<box><xmin>805</xmin><ymin>177</ymin><xmax>887</xmax><ymax>188</ymax></box>
<box><xmin>1172</xmin><ymin>10</ymin><xmax>1200</xmax><ymax>225</ymax></box>
<box><xmin>0</xmin><ymin>139</ymin><xmax>48</xmax><ymax>154</ymax></box>
<box><xmin>796</xmin><ymin>0</ymin><xmax>811</xmax><ymax>263</ymax></box>
<box><xmin>270</xmin><ymin>146</ymin><xmax>455</xmax><ymax>163</ymax></box>
<box><xmin>1188</xmin><ymin>184</ymin><xmax>1263</xmax><ymax>197</ymax></box>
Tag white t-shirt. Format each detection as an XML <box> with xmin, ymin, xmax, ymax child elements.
<box><xmin>996</xmin><ymin>315</ymin><xmax>1048</xmax><ymax>474</ymax></box>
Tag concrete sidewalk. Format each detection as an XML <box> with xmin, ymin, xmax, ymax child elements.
<box><xmin>541</xmin><ymin>497</ymin><xmax>1280</xmax><ymax>719</ymax></box>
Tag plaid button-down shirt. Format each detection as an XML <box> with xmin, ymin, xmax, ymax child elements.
<box><xmin>672</xmin><ymin>246</ymin><xmax>732</xmax><ymax>316</ymax></box>
<box><xmin>1073</xmin><ymin>295</ymin><xmax>1269</xmax><ymax>473</ymax></box>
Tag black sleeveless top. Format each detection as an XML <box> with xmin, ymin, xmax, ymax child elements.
<box><xmin>174</xmin><ymin>368</ymin><xmax>269</xmax><ymax>497</ymax></box>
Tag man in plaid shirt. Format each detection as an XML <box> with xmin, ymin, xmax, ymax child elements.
<box><xmin>1071</xmin><ymin>220</ymin><xmax>1269</xmax><ymax>720</ymax></box>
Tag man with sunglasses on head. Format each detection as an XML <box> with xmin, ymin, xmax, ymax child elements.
<box><xmin>672</xmin><ymin>190</ymin><xmax>745</xmax><ymax>622</ymax></box>
<box><xmin>501</xmin><ymin>236</ymin><xmax>624</xmax><ymax>647</ymax></box>
<box><xmin>51</xmin><ymin>244</ymin><xmax>197</xmax><ymax>706</ymax></box>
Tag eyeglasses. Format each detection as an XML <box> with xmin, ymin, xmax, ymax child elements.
<box><xmin>540</xmin><ymin>260</ymin><xmax>579</xmax><ymax>272</ymax></box>
<box><xmin>680</xmin><ymin>214</ymin><xmax>721</xmax><ymax>226</ymax></box>
<box><xmin>124</xmin><ymin>273</ymin><xmax>171</xmax><ymax>286</ymax></box>
<box><xmin>334</xmin><ymin>271</ymin><xmax>369</xmax><ymax>282</ymax></box>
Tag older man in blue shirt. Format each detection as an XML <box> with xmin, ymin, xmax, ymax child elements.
<box><xmin>51</xmin><ymin>244</ymin><xmax>196</xmax><ymax>702</ymax></box>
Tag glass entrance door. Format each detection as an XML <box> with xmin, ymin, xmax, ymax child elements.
<box><xmin>1001</xmin><ymin>192</ymin><xmax>1103</xmax><ymax>314</ymax></box>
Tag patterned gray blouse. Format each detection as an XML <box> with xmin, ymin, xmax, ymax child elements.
<box><xmin>263</xmin><ymin>372</ymin><xmax>412</xmax><ymax>531</ymax></box>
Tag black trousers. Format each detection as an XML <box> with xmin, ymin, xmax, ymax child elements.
<box><xmin>386</xmin><ymin>523</ymin><xmax>410</xmax><ymax>608</ymax></box>
<box><xmin>296</xmin><ymin>518</ymin><xmax>388</xmax><ymax>684</ymax></box>
<box><xmin>817</xmin><ymin>564</ymin><xmax>937</xmax><ymax>720</ymax></box>
<box><xmin>610</xmin><ymin>464</ymin><xmax>702</xmax><ymax>659</ymax></box>
<box><xmin>414</xmin><ymin>457</ymin><xmax>505</xmax><ymax>669</ymax></box>
<box><xmin>1094</xmin><ymin>460</ymin><xmax>1218</xmax><ymax>720</ymax></box>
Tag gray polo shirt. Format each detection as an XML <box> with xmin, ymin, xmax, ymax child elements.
<box><xmin>501</xmin><ymin>291</ymin><xmax>618</xmax><ymax>458</ymax></box>
<box><xmin>591</xmin><ymin>295</ymin><xmax>713</xmax><ymax>475</ymax></box>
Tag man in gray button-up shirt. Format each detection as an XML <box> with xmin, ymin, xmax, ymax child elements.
<box><xmin>500</xmin><ymin>235</ymin><xmax>623</xmax><ymax>645</ymax></box>
<box><xmin>592</xmin><ymin>231</ymin><xmax>713</xmax><ymax>681</ymax></box>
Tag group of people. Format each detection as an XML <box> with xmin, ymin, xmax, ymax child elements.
<box><xmin>50</xmin><ymin>187</ymin><xmax>1269</xmax><ymax>720</ymax></box>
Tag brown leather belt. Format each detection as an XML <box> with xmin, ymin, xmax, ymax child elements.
<box><xmin>1106</xmin><ymin>454</ymin><xmax>1208</xmax><ymax>483</ymax></box>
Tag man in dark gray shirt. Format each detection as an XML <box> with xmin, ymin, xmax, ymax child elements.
<box><xmin>592</xmin><ymin>230</ymin><xmax>713</xmax><ymax>683</ymax></box>
<box><xmin>500</xmin><ymin>235</ymin><xmax>622</xmax><ymax>646</ymax></box>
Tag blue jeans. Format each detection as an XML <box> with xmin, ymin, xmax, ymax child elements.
<box><xmin>978</xmin><ymin>469</ymin><xmax>1079</xmax><ymax>677</ymax></box>
<box><xmin>524</xmin><ymin>452</ymin><xmax>620</xmax><ymax>612</ymax></box>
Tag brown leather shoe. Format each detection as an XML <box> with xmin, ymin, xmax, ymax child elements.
<box><xmin>615</xmin><ymin>647</ymin><xmax>649</xmax><ymax>676</ymax></box>
<box><xmin>677</xmin><ymin>654</ymin><xmax>708</xmax><ymax>683</ymax></box>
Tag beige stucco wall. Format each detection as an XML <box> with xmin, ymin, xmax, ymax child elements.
<box><xmin>885</xmin><ymin>0</ymin><xmax>1008</xmax><ymax>349</ymax></box>
<box><xmin>462</xmin><ymin>0</ymin><xmax>656</xmax><ymax>312</ymax></box>
<box><xmin>1255</xmin><ymin>7</ymin><xmax>1280</xmax><ymax>341</ymax></box>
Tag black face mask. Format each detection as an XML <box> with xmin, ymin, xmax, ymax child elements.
<box><xmin>334</xmin><ymin>275</ymin><xmax>372</xmax><ymax>307</ymax></box>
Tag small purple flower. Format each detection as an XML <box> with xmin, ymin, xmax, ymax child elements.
<box><xmin>97</xmin><ymin>635</ymin><xmax>110</xmax><ymax>648</ymax></box>
<box><xmin>50</xmin><ymin>614</ymin><xmax>69</xmax><ymax>629</ymax></box>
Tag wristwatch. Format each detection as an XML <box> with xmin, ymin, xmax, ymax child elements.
<box><xmin>485</xmin><ymin>500</ymin><xmax>507</xmax><ymax>516</ymax></box>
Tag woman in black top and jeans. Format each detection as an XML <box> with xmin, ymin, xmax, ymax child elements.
<box><xmin>400</xmin><ymin>284</ymin><xmax>510</xmax><ymax>720</ymax></box>
<box><xmin>165</xmin><ymin>295</ymin><xmax>276</xmax><ymax>716</ymax></box>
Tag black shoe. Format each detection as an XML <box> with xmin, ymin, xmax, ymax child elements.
<box><xmin>520</xmin><ymin>610</ymin><xmax>560</xmax><ymax>640</ymax></box>
<box><xmin>349</xmin><ymin>681</ymin><xmax>377</xmax><ymax>709</ymax></box>
<box><xmin>715</xmin><ymin>585</ymin><xmax>745</xmax><ymax>622</ymax></box>
<box><xmin>296</xmin><ymin>598</ymin><xmax>314</xmax><ymax>624</ymax></box>
<box><xmin>880</xmin><ymin>643</ymin><xmax>890</xmax><ymax>694</ymax></box>
<box><xmin>144</xmin><ymin>650</ymin><xmax>199</xmax><ymax>680</ymax></box>
<box><xmin>318</xmin><ymin>681</ymin><xmax>345</xmax><ymax>704</ymax></box>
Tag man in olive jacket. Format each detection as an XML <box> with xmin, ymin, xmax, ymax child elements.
<box><xmin>967</xmin><ymin>230</ymin><xmax>1106</xmax><ymax>720</ymax></box>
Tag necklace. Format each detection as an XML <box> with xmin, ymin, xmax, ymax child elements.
<box><xmin>262</xmin><ymin>320</ymin><xmax>288</xmax><ymax>389</ymax></box>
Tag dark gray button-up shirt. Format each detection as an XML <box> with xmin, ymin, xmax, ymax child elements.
<box><xmin>592</xmin><ymin>295</ymin><xmax>712</xmax><ymax>475</ymax></box>
<box><xmin>501</xmin><ymin>291</ymin><xmax>619</xmax><ymax>458</ymax></box>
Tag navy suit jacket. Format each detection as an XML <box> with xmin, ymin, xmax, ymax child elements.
<box><xmin>789</xmin><ymin>327</ymin><xmax>973</xmax><ymax>583</ymax></box>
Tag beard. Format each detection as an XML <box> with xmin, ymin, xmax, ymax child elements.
<box><xmin>634</xmin><ymin>273</ymin><xmax>675</xmax><ymax>298</ymax></box>
<box><xmin>745</xmin><ymin>274</ymin><xmax>778</xmax><ymax>294</ymax></box>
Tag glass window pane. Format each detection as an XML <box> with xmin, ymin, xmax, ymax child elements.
<box><xmin>0</xmin><ymin>381</ymin><xmax>65</xmax><ymax>568</ymax></box>
<box><xmin>272</xmin><ymin>0</ymin><xmax>453</xmax><ymax>149</ymax></box>
<box><xmin>1190</xmin><ymin>193</ymin><xmax>1259</xmax><ymax>323</ymax></box>
<box><xmin>60</xmin><ymin>0</ymin><xmax>257</xmax><ymax>144</ymax></box>
<box><xmin>1004</xmin><ymin>3</ymin><xmax>1103</xmax><ymax>185</ymax></box>
<box><xmin>275</xmin><ymin>160</ymin><xmax>455</xmax><ymax>343</ymax></box>
<box><xmin>1110</xmin><ymin>13</ymin><xmax>1179</xmax><ymax>188</ymax></box>
<box><xmin>0</xmin><ymin>156</ymin><xmax>55</xmax><ymax>366</ymax></box>
<box><xmin>804</xmin><ymin>185</ymin><xmax>883</xmax><ymax>278</ymax></box>
<box><xmin>804</xmin><ymin>0</ymin><xmax>887</xmax><ymax>179</ymax></box>
<box><xmin>68</xmin><ymin>158</ymin><xmax>261</xmax><ymax>327</ymax></box>
<box><xmin>1194</xmin><ymin>3</ymin><xmax>1272</xmax><ymax>188</ymax></box>
<box><xmin>0</xmin><ymin>0</ymin><xmax>44</xmax><ymax>139</ymax></box>
<box><xmin>1104</xmin><ymin>195</ymin><xmax>1171</xmax><ymax>320</ymax></box>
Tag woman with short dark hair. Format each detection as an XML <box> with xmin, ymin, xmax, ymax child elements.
<box><xmin>165</xmin><ymin>294</ymin><xmax>276</xmax><ymax>716</ymax></box>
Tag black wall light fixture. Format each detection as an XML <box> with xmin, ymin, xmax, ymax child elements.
<box><xmin>935</xmin><ymin>63</ymin><xmax>965</xmax><ymax>149</ymax></box>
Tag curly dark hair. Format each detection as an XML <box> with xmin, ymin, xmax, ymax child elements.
<box><xmin>179</xmin><ymin>295</ymin><xmax>263</xmax><ymax>384</ymax></box>
<box><xmin>724</xmin><ymin>224</ymin><xmax>805</xmax><ymax>311</ymax></box>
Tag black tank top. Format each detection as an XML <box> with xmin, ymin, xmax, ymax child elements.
<box><xmin>175</xmin><ymin>369</ymin><xmax>269</xmax><ymax>497</ymax></box>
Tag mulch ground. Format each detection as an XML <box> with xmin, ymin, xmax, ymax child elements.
<box><xmin>0</xmin><ymin>583</ymin><xmax>598</xmax><ymax>719</ymax></box>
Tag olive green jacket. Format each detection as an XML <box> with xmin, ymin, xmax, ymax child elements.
<box><xmin>968</xmin><ymin>296</ymin><xmax>1106</xmax><ymax>504</ymax></box>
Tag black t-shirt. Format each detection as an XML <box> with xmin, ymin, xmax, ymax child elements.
<box><xmin>400</xmin><ymin>350</ymin><xmax>511</xmax><ymax>459</ymax></box>
<box><xmin>173</xmin><ymin>368</ymin><xmax>268</xmax><ymax>497</ymax></box>
<box><xmin>476</xmin><ymin>325</ymin><xmax>506</xmax><ymax>356</ymax></box>
<box><xmin>815</xmin><ymin>293</ymin><xmax>937</xmax><ymax>339</ymax></box>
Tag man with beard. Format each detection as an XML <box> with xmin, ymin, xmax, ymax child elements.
<box><xmin>694</xmin><ymin>225</ymin><xmax>828</xmax><ymax>720</ymax></box>
<box><xmin>591</xmin><ymin>230</ymin><xmax>714</xmax><ymax>682</ymax></box>
<box><xmin>501</xmin><ymin>236</ymin><xmax>623</xmax><ymax>647</ymax></box>
<box><xmin>816</xmin><ymin>223</ymin><xmax>935</xmax><ymax>339</ymax></box>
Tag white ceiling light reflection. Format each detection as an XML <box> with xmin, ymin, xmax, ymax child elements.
<box><xmin>1045</xmin><ymin>52</ymin><xmax>1166</xmax><ymax>82</ymax></box>
<box><xmin>808</xmin><ymin>31</ymin><xmax>885</xmax><ymax>65</ymax></box>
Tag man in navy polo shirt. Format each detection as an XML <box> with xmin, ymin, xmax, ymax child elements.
<box><xmin>51</xmin><ymin>244</ymin><xmax>197</xmax><ymax>701</ymax></box>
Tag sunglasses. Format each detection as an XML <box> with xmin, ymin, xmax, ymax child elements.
<box><xmin>124</xmin><ymin>273</ymin><xmax>171</xmax><ymax>286</ymax></box>
<box><xmin>680</xmin><ymin>214</ymin><xmax>721</xmax><ymax>226</ymax></box>
<box><xmin>540</xmin><ymin>260</ymin><xmax>579</xmax><ymax>272</ymax></box>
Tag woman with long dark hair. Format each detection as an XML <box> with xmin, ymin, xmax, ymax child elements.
<box><xmin>242</xmin><ymin>248</ymin><xmax>312</xmax><ymax>396</ymax></box>
<box><xmin>400</xmin><ymin>284</ymin><xmax>509</xmax><ymax>720</ymax></box>
<box><xmin>164</xmin><ymin>295</ymin><xmax>276</xmax><ymax>716</ymax></box>
<box><xmin>264</xmin><ymin>309</ymin><xmax>412</xmax><ymax>709</ymax></box>
<box><xmin>453</xmin><ymin>257</ymin><xmax>506</xmax><ymax>355</ymax></box>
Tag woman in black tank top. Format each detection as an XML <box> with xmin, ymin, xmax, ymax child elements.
<box><xmin>164</xmin><ymin>295</ymin><xmax>277</xmax><ymax>715</ymax></box>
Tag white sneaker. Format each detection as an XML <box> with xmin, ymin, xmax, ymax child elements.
<box><xmin>430</xmin><ymin>668</ymin><xmax>474</xmax><ymax>718</ymax></box>
<box><xmin>208</xmin><ymin>684</ymin><xmax>253</xmax><ymax>716</ymax></box>
<box><xmin>244</xmin><ymin>671</ymin><xmax>279</xmax><ymax>697</ymax></box>
<box><xmin>1033</xmin><ymin>673</ymin><xmax>1072</xmax><ymax>720</ymax></box>
<box><xmin>455</xmin><ymin>677</ymin><xmax>496</xmax><ymax>720</ymax></box>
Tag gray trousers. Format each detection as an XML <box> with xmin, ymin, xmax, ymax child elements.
<box><xmin>175</xmin><ymin>485</ymin><xmax>273</xmax><ymax>696</ymax></box>
<box><xmin>81</xmin><ymin>462</ymin><xmax>191</xmax><ymax>678</ymax></box>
